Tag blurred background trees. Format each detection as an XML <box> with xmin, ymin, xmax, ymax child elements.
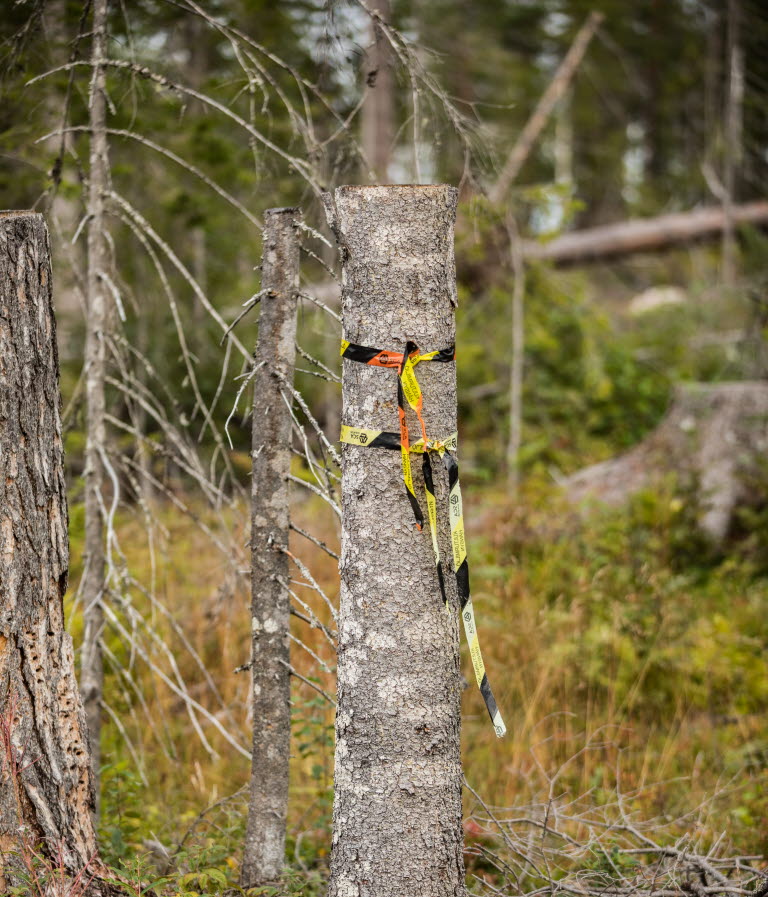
<box><xmin>2</xmin><ymin>0</ymin><xmax>768</xmax><ymax>892</ymax></box>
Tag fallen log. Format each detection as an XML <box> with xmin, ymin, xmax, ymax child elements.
<box><xmin>563</xmin><ymin>381</ymin><xmax>768</xmax><ymax>542</ymax></box>
<box><xmin>523</xmin><ymin>201</ymin><xmax>768</xmax><ymax>265</ymax></box>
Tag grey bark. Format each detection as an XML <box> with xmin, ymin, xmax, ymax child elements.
<box><xmin>241</xmin><ymin>208</ymin><xmax>301</xmax><ymax>888</ymax></box>
<box><xmin>0</xmin><ymin>212</ymin><xmax>112</xmax><ymax>895</ymax></box>
<box><xmin>361</xmin><ymin>0</ymin><xmax>394</xmax><ymax>183</ymax></box>
<box><xmin>521</xmin><ymin>201</ymin><xmax>768</xmax><ymax>266</ymax></box>
<box><xmin>324</xmin><ymin>185</ymin><xmax>466</xmax><ymax>897</ymax></box>
<box><xmin>81</xmin><ymin>0</ymin><xmax>110</xmax><ymax>810</ymax></box>
<box><xmin>563</xmin><ymin>382</ymin><xmax>768</xmax><ymax>543</ymax></box>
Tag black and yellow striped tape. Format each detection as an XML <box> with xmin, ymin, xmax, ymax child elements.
<box><xmin>339</xmin><ymin>339</ymin><xmax>506</xmax><ymax>738</ymax></box>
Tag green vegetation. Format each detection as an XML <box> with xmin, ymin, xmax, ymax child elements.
<box><xmin>54</xmin><ymin>242</ymin><xmax>767</xmax><ymax>893</ymax></box>
<box><xmin>2</xmin><ymin>0</ymin><xmax>767</xmax><ymax>892</ymax></box>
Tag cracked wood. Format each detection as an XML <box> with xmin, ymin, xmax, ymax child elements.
<box><xmin>0</xmin><ymin>211</ymin><xmax>105</xmax><ymax>891</ymax></box>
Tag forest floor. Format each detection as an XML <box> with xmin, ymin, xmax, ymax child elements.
<box><xmin>63</xmin><ymin>471</ymin><xmax>768</xmax><ymax>895</ymax></box>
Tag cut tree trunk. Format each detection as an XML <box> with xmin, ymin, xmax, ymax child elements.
<box><xmin>241</xmin><ymin>208</ymin><xmax>301</xmax><ymax>889</ymax></box>
<box><xmin>563</xmin><ymin>382</ymin><xmax>768</xmax><ymax>542</ymax></box>
<box><xmin>324</xmin><ymin>185</ymin><xmax>466</xmax><ymax>897</ymax></box>
<box><xmin>521</xmin><ymin>201</ymin><xmax>768</xmax><ymax>265</ymax></box>
<box><xmin>81</xmin><ymin>0</ymin><xmax>110</xmax><ymax>811</ymax></box>
<box><xmin>0</xmin><ymin>211</ymin><xmax>117</xmax><ymax>895</ymax></box>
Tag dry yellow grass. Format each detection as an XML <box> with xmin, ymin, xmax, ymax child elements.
<box><xmin>64</xmin><ymin>480</ymin><xmax>767</xmax><ymax>869</ymax></box>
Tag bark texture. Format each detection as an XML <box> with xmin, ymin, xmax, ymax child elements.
<box><xmin>564</xmin><ymin>382</ymin><xmax>768</xmax><ymax>543</ymax></box>
<box><xmin>241</xmin><ymin>208</ymin><xmax>301</xmax><ymax>888</ymax></box>
<box><xmin>325</xmin><ymin>185</ymin><xmax>466</xmax><ymax>897</ymax></box>
<box><xmin>81</xmin><ymin>0</ymin><xmax>110</xmax><ymax>807</ymax></box>
<box><xmin>0</xmin><ymin>212</ymin><xmax>102</xmax><ymax>891</ymax></box>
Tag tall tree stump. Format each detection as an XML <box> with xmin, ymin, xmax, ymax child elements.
<box><xmin>564</xmin><ymin>381</ymin><xmax>768</xmax><ymax>542</ymax></box>
<box><xmin>324</xmin><ymin>185</ymin><xmax>466</xmax><ymax>897</ymax></box>
<box><xmin>242</xmin><ymin>207</ymin><xmax>301</xmax><ymax>888</ymax></box>
<box><xmin>0</xmin><ymin>212</ymin><xmax>104</xmax><ymax>891</ymax></box>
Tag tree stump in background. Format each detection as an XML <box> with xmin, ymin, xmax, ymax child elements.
<box><xmin>564</xmin><ymin>381</ymin><xmax>768</xmax><ymax>542</ymax></box>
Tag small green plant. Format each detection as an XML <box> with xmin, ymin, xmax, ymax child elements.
<box><xmin>583</xmin><ymin>844</ymin><xmax>641</xmax><ymax>886</ymax></box>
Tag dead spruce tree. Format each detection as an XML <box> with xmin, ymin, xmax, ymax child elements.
<box><xmin>324</xmin><ymin>185</ymin><xmax>467</xmax><ymax>897</ymax></box>
<box><xmin>0</xmin><ymin>211</ymin><xmax>117</xmax><ymax>896</ymax></box>
<box><xmin>242</xmin><ymin>208</ymin><xmax>302</xmax><ymax>888</ymax></box>
<box><xmin>81</xmin><ymin>0</ymin><xmax>110</xmax><ymax>809</ymax></box>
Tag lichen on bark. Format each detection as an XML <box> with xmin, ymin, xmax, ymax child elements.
<box><xmin>325</xmin><ymin>185</ymin><xmax>467</xmax><ymax>897</ymax></box>
<box><xmin>242</xmin><ymin>207</ymin><xmax>302</xmax><ymax>888</ymax></box>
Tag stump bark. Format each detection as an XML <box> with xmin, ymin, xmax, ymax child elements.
<box><xmin>0</xmin><ymin>212</ymin><xmax>112</xmax><ymax>894</ymax></box>
<box><xmin>564</xmin><ymin>381</ymin><xmax>768</xmax><ymax>542</ymax></box>
<box><xmin>324</xmin><ymin>185</ymin><xmax>467</xmax><ymax>897</ymax></box>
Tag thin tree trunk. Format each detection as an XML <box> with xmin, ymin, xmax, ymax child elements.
<box><xmin>81</xmin><ymin>0</ymin><xmax>110</xmax><ymax>813</ymax></box>
<box><xmin>554</xmin><ymin>89</ymin><xmax>573</xmax><ymax>188</ymax></box>
<box><xmin>134</xmin><ymin>304</ymin><xmax>155</xmax><ymax>507</ymax></box>
<box><xmin>0</xmin><ymin>211</ymin><xmax>110</xmax><ymax>895</ymax></box>
<box><xmin>241</xmin><ymin>207</ymin><xmax>301</xmax><ymax>889</ymax></box>
<box><xmin>361</xmin><ymin>0</ymin><xmax>394</xmax><ymax>183</ymax></box>
<box><xmin>722</xmin><ymin>0</ymin><xmax>743</xmax><ymax>286</ymax></box>
<box><xmin>324</xmin><ymin>185</ymin><xmax>466</xmax><ymax>897</ymax></box>
<box><xmin>489</xmin><ymin>10</ymin><xmax>603</xmax><ymax>204</ymax></box>
<box><xmin>184</xmin><ymin>14</ymin><xmax>210</xmax><ymax>328</ymax></box>
<box><xmin>506</xmin><ymin>215</ymin><xmax>525</xmax><ymax>492</ymax></box>
<box><xmin>191</xmin><ymin>226</ymin><xmax>207</xmax><ymax>327</ymax></box>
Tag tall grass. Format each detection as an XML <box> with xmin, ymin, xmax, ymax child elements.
<box><xmin>63</xmin><ymin>469</ymin><xmax>768</xmax><ymax>892</ymax></box>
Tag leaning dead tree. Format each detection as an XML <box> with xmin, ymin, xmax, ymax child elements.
<box><xmin>489</xmin><ymin>10</ymin><xmax>603</xmax><ymax>204</ymax></box>
<box><xmin>81</xmin><ymin>0</ymin><xmax>110</xmax><ymax>809</ymax></box>
<box><xmin>324</xmin><ymin>185</ymin><xmax>504</xmax><ymax>897</ymax></box>
<box><xmin>241</xmin><ymin>208</ymin><xmax>301</xmax><ymax>888</ymax></box>
<box><xmin>0</xmin><ymin>212</ymin><xmax>119</xmax><ymax>896</ymax></box>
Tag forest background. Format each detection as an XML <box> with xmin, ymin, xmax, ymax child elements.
<box><xmin>2</xmin><ymin>0</ymin><xmax>768</xmax><ymax>893</ymax></box>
